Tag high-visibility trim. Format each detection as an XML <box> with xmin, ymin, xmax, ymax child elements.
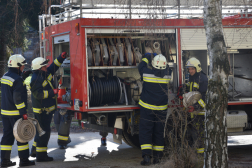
<box><xmin>15</xmin><ymin>102</ymin><xmax>26</xmax><ymax>109</ymax></box>
<box><xmin>143</xmin><ymin>74</ymin><xmax>171</xmax><ymax>79</ymax></box>
<box><xmin>153</xmin><ymin>145</ymin><xmax>164</xmax><ymax>151</ymax></box>
<box><xmin>54</xmin><ymin>59</ymin><xmax>61</xmax><ymax>67</ymax></box>
<box><xmin>43</xmin><ymin>90</ymin><xmax>48</xmax><ymax>99</ymax></box>
<box><xmin>47</xmin><ymin>105</ymin><xmax>56</xmax><ymax>112</ymax></box>
<box><xmin>141</xmin><ymin>144</ymin><xmax>152</xmax><ymax>150</ymax></box>
<box><xmin>58</xmin><ymin>135</ymin><xmax>69</xmax><ymax>141</ymax></box>
<box><xmin>36</xmin><ymin>147</ymin><xmax>47</xmax><ymax>152</ymax></box>
<box><xmin>142</xmin><ymin>58</ymin><xmax>149</xmax><ymax>64</ymax></box>
<box><xmin>186</xmin><ymin>83</ymin><xmax>190</xmax><ymax>87</ymax></box>
<box><xmin>1</xmin><ymin>145</ymin><xmax>12</xmax><ymax>151</ymax></box>
<box><xmin>33</xmin><ymin>108</ymin><xmax>42</xmax><ymax>114</ymax></box>
<box><xmin>42</xmin><ymin>74</ymin><xmax>53</xmax><ymax>88</ymax></box>
<box><xmin>198</xmin><ymin>99</ymin><xmax>206</xmax><ymax>108</ymax></box>
<box><xmin>1</xmin><ymin>79</ymin><xmax>14</xmax><ymax>87</ymax></box>
<box><xmin>139</xmin><ymin>99</ymin><xmax>167</xmax><ymax>111</ymax></box>
<box><xmin>2</xmin><ymin>76</ymin><xmax>15</xmax><ymax>82</ymax></box>
<box><xmin>47</xmin><ymin>79</ymin><xmax>54</xmax><ymax>89</ymax></box>
<box><xmin>42</xmin><ymin>80</ymin><xmax>48</xmax><ymax>87</ymax></box>
<box><xmin>47</xmin><ymin>74</ymin><xmax>53</xmax><ymax>81</ymax></box>
<box><xmin>193</xmin><ymin>82</ymin><xmax>199</xmax><ymax>89</ymax></box>
<box><xmin>190</xmin><ymin>82</ymin><xmax>193</xmax><ymax>91</ymax></box>
<box><xmin>197</xmin><ymin>112</ymin><xmax>205</xmax><ymax>115</ymax></box>
<box><xmin>18</xmin><ymin>144</ymin><xmax>29</xmax><ymax>151</ymax></box>
<box><xmin>33</xmin><ymin>141</ymin><xmax>36</xmax><ymax>147</ymax></box>
<box><xmin>1</xmin><ymin>109</ymin><xmax>20</xmax><ymax>116</ymax></box>
<box><xmin>197</xmin><ymin>148</ymin><xmax>204</xmax><ymax>153</ymax></box>
<box><xmin>143</xmin><ymin>77</ymin><xmax>170</xmax><ymax>83</ymax></box>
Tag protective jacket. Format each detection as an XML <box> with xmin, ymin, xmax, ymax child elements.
<box><xmin>30</xmin><ymin>54</ymin><xmax>65</xmax><ymax>114</ymax></box>
<box><xmin>186</xmin><ymin>71</ymin><xmax>208</xmax><ymax>109</ymax></box>
<box><xmin>1</xmin><ymin>68</ymin><xmax>30</xmax><ymax>161</ymax></box>
<box><xmin>138</xmin><ymin>54</ymin><xmax>170</xmax><ymax>110</ymax></box>
<box><xmin>1</xmin><ymin>68</ymin><xmax>27</xmax><ymax>117</ymax></box>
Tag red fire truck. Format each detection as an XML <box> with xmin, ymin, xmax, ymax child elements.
<box><xmin>39</xmin><ymin>0</ymin><xmax>252</xmax><ymax>147</ymax></box>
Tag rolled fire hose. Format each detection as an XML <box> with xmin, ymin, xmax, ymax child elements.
<box><xmin>13</xmin><ymin>117</ymin><xmax>45</xmax><ymax>143</ymax></box>
<box><xmin>183</xmin><ymin>91</ymin><xmax>202</xmax><ymax>108</ymax></box>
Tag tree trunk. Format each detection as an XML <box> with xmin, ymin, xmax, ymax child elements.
<box><xmin>203</xmin><ymin>0</ymin><xmax>229</xmax><ymax>168</ymax></box>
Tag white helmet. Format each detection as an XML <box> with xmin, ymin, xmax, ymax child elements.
<box><xmin>152</xmin><ymin>54</ymin><xmax>167</xmax><ymax>70</ymax></box>
<box><xmin>8</xmin><ymin>54</ymin><xmax>27</xmax><ymax>68</ymax></box>
<box><xmin>185</xmin><ymin>57</ymin><xmax>202</xmax><ymax>73</ymax></box>
<box><xmin>31</xmin><ymin>57</ymin><xmax>49</xmax><ymax>70</ymax></box>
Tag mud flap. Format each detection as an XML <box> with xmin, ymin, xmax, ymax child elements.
<box><xmin>113</xmin><ymin>118</ymin><xmax>123</xmax><ymax>144</ymax></box>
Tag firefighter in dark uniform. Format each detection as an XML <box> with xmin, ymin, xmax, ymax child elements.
<box><xmin>29</xmin><ymin>52</ymin><xmax>67</xmax><ymax>162</ymax></box>
<box><xmin>185</xmin><ymin>57</ymin><xmax>208</xmax><ymax>154</ymax></box>
<box><xmin>138</xmin><ymin>53</ymin><xmax>170</xmax><ymax>165</ymax></box>
<box><xmin>0</xmin><ymin>54</ymin><xmax>35</xmax><ymax>167</ymax></box>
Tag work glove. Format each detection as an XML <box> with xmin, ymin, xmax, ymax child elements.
<box><xmin>61</xmin><ymin>52</ymin><xmax>67</xmax><ymax>59</ymax></box>
<box><xmin>177</xmin><ymin>84</ymin><xmax>185</xmax><ymax>100</ymax></box>
<box><xmin>143</xmin><ymin>53</ymin><xmax>157</xmax><ymax>62</ymax></box>
<box><xmin>22</xmin><ymin>70</ymin><xmax>32</xmax><ymax>80</ymax></box>
<box><xmin>48</xmin><ymin>89</ymin><xmax>58</xmax><ymax>99</ymax></box>
<box><xmin>52</xmin><ymin>89</ymin><xmax>58</xmax><ymax>99</ymax></box>
<box><xmin>22</xmin><ymin>114</ymin><xmax>28</xmax><ymax>120</ymax></box>
<box><xmin>188</xmin><ymin>106</ymin><xmax>195</xmax><ymax>113</ymax></box>
<box><xmin>53</xmin><ymin>89</ymin><xmax>58</xmax><ymax>94</ymax></box>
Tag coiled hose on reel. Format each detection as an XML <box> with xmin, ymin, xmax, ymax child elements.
<box><xmin>13</xmin><ymin>117</ymin><xmax>45</xmax><ymax>143</ymax></box>
<box><xmin>89</xmin><ymin>76</ymin><xmax>122</xmax><ymax>106</ymax></box>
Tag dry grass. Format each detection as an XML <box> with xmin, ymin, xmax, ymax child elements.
<box><xmin>160</xmin><ymin>108</ymin><xmax>204</xmax><ymax>168</ymax></box>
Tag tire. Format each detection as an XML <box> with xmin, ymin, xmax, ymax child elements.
<box><xmin>122</xmin><ymin>121</ymin><xmax>140</xmax><ymax>148</ymax></box>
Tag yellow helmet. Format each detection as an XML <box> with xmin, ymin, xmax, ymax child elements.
<box><xmin>152</xmin><ymin>54</ymin><xmax>167</xmax><ymax>70</ymax></box>
<box><xmin>185</xmin><ymin>57</ymin><xmax>202</xmax><ymax>73</ymax></box>
<box><xmin>8</xmin><ymin>54</ymin><xmax>27</xmax><ymax>67</ymax></box>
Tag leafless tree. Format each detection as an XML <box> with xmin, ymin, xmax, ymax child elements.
<box><xmin>203</xmin><ymin>0</ymin><xmax>229</xmax><ymax>167</ymax></box>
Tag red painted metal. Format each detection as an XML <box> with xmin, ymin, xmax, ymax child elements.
<box><xmin>43</xmin><ymin>18</ymin><xmax>252</xmax><ymax>113</ymax></box>
<box><xmin>114</xmin><ymin>128</ymin><xmax>117</xmax><ymax>135</ymax></box>
<box><xmin>177</xmin><ymin>28</ymin><xmax>182</xmax><ymax>85</ymax></box>
<box><xmin>228</xmin><ymin>102</ymin><xmax>252</xmax><ymax>106</ymax></box>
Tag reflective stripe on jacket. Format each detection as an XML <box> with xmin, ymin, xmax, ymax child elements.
<box><xmin>138</xmin><ymin>56</ymin><xmax>171</xmax><ymax>109</ymax></box>
<box><xmin>1</xmin><ymin>68</ymin><xmax>27</xmax><ymax>117</ymax></box>
<box><xmin>30</xmin><ymin>54</ymin><xmax>65</xmax><ymax>110</ymax></box>
<box><xmin>186</xmin><ymin>71</ymin><xmax>208</xmax><ymax>108</ymax></box>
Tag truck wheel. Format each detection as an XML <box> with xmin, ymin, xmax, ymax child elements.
<box><xmin>122</xmin><ymin>121</ymin><xmax>140</xmax><ymax>148</ymax></box>
<box><xmin>122</xmin><ymin>131</ymin><xmax>140</xmax><ymax>148</ymax></box>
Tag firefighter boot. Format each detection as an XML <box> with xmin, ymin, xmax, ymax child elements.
<box><xmin>1</xmin><ymin>159</ymin><xmax>16</xmax><ymax>167</ymax></box>
<box><xmin>140</xmin><ymin>155</ymin><xmax>151</xmax><ymax>166</ymax></box>
<box><xmin>101</xmin><ymin>137</ymin><xmax>107</xmax><ymax>146</ymax></box>
<box><xmin>153</xmin><ymin>158</ymin><xmax>161</xmax><ymax>164</ymax></box>
<box><xmin>36</xmin><ymin>155</ymin><xmax>53</xmax><ymax>162</ymax></box>
<box><xmin>30</xmin><ymin>146</ymin><xmax>36</xmax><ymax>157</ymax></box>
<box><xmin>19</xmin><ymin>158</ymin><xmax>35</xmax><ymax>167</ymax></box>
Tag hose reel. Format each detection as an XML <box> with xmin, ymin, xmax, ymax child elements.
<box><xmin>89</xmin><ymin>76</ymin><xmax>122</xmax><ymax>107</ymax></box>
<box><xmin>13</xmin><ymin>118</ymin><xmax>45</xmax><ymax>143</ymax></box>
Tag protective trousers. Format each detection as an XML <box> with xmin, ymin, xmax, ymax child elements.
<box><xmin>188</xmin><ymin>111</ymin><xmax>205</xmax><ymax>154</ymax></box>
<box><xmin>31</xmin><ymin>110</ymin><xmax>54</xmax><ymax>158</ymax></box>
<box><xmin>54</xmin><ymin>110</ymin><xmax>72</xmax><ymax>146</ymax></box>
<box><xmin>139</xmin><ymin>107</ymin><xmax>166</xmax><ymax>159</ymax></box>
<box><xmin>1</xmin><ymin>117</ymin><xmax>29</xmax><ymax>160</ymax></box>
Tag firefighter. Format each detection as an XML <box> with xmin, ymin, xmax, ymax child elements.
<box><xmin>29</xmin><ymin>52</ymin><xmax>67</xmax><ymax>162</ymax></box>
<box><xmin>138</xmin><ymin>53</ymin><xmax>170</xmax><ymax>165</ymax></box>
<box><xmin>0</xmin><ymin>54</ymin><xmax>35</xmax><ymax>167</ymax></box>
<box><xmin>185</xmin><ymin>57</ymin><xmax>208</xmax><ymax>154</ymax></box>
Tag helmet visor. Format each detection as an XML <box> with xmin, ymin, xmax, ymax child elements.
<box><xmin>40</xmin><ymin>59</ymin><xmax>49</xmax><ymax>66</ymax></box>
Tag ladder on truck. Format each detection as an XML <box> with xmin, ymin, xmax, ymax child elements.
<box><xmin>38</xmin><ymin>0</ymin><xmax>252</xmax><ymax>58</ymax></box>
